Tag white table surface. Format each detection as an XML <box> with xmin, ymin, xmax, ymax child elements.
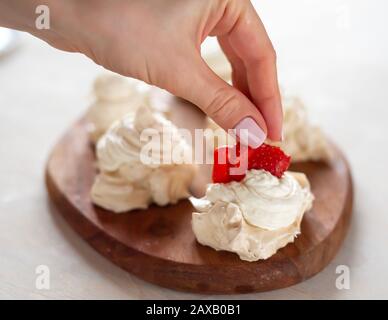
<box><xmin>0</xmin><ymin>0</ymin><xmax>387</xmax><ymax>299</ymax></box>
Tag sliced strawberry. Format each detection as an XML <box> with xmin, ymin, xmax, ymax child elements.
<box><xmin>212</xmin><ymin>146</ymin><xmax>245</xmax><ymax>183</ymax></box>
<box><xmin>212</xmin><ymin>146</ymin><xmax>231</xmax><ymax>183</ymax></box>
<box><xmin>248</xmin><ymin>144</ymin><xmax>291</xmax><ymax>178</ymax></box>
<box><xmin>212</xmin><ymin>143</ymin><xmax>291</xmax><ymax>183</ymax></box>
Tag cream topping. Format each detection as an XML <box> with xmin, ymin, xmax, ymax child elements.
<box><xmin>192</xmin><ymin>170</ymin><xmax>314</xmax><ymax>261</ymax></box>
<box><xmin>91</xmin><ymin>105</ymin><xmax>196</xmax><ymax>212</ymax></box>
<box><xmin>204</xmin><ymin>170</ymin><xmax>308</xmax><ymax>230</ymax></box>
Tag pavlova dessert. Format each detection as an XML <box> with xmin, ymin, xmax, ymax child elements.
<box><xmin>91</xmin><ymin>105</ymin><xmax>196</xmax><ymax>213</ymax></box>
<box><xmin>192</xmin><ymin>143</ymin><xmax>314</xmax><ymax>261</ymax></box>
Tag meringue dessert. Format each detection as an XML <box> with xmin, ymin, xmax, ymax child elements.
<box><xmin>86</xmin><ymin>73</ymin><xmax>150</xmax><ymax>143</ymax></box>
<box><xmin>192</xmin><ymin>170</ymin><xmax>313</xmax><ymax>261</ymax></box>
<box><xmin>91</xmin><ymin>105</ymin><xmax>196</xmax><ymax>213</ymax></box>
<box><xmin>192</xmin><ymin>144</ymin><xmax>314</xmax><ymax>262</ymax></box>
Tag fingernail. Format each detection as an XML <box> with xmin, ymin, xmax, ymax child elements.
<box><xmin>234</xmin><ymin>117</ymin><xmax>266</xmax><ymax>148</ymax></box>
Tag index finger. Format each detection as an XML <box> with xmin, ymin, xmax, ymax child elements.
<box><xmin>226</xmin><ymin>2</ymin><xmax>283</xmax><ymax>141</ymax></box>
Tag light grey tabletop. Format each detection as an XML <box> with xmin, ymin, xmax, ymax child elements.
<box><xmin>0</xmin><ymin>0</ymin><xmax>387</xmax><ymax>299</ymax></box>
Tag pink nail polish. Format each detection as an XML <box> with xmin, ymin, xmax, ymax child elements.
<box><xmin>234</xmin><ymin>117</ymin><xmax>266</xmax><ymax>148</ymax></box>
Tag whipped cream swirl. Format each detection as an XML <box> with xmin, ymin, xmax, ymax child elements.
<box><xmin>91</xmin><ymin>105</ymin><xmax>196</xmax><ymax>212</ymax></box>
<box><xmin>192</xmin><ymin>169</ymin><xmax>314</xmax><ymax>261</ymax></box>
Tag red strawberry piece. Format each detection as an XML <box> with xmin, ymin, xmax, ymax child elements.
<box><xmin>248</xmin><ymin>143</ymin><xmax>291</xmax><ymax>178</ymax></box>
<box><xmin>212</xmin><ymin>146</ymin><xmax>231</xmax><ymax>183</ymax></box>
<box><xmin>212</xmin><ymin>146</ymin><xmax>245</xmax><ymax>183</ymax></box>
<box><xmin>212</xmin><ymin>143</ymin><xmax>291</xmax><ymax>183</ymax></box>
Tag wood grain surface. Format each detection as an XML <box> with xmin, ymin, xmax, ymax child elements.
<box><xmin>45</xmin><ymin>99</ymin><xmax>353</xmax><ymax>294</ymax></box>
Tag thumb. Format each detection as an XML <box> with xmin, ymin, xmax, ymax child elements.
<box><xmin>174</xmin><ymin>56</ymin><xmax>267</xmax><ymax>148</ymax></box>
<box><xmin>176</xmin><ymin>57</ymin><xmax>267</xmax><ymax>148</ymax></box>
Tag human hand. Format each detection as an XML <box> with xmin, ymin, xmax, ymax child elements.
<box><xmin>1</xmin><ymin>0</ymin><xmax>283</xmax><ymax>146</ymax></box>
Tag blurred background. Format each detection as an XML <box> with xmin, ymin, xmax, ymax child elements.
<box><xmin>0</xmin><ymin>0</ymin><xmax>387</xmax><ymax>299</ymax></box>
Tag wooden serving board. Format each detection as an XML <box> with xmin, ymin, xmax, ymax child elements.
<box><xmin>45</xmin><ymin>96</ymin><xmax>353</xmax><ymax>294</ymax></box>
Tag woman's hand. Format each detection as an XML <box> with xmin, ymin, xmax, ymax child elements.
<box><xmin>0</xmin><ymin>0</ymin><xmax>283</xmax><ymax>146</ymax></box>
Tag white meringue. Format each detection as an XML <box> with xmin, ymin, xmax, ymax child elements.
<box><xmin>91</xmin><ymin>105</ymin><xmax>196</xmax><ymax>213</ymax></box>
<box><xmin>192</xmin><ymin>170</ymin><xmax>314</xmax><ymax>261</ymax></box>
